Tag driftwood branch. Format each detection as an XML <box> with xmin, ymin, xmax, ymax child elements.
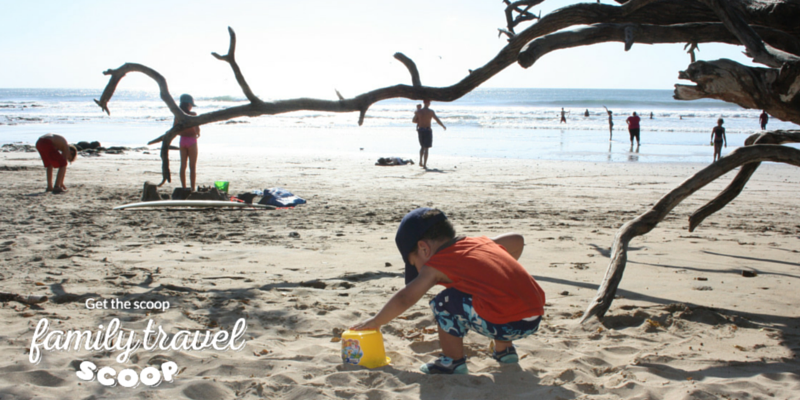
<box><xmin>688</xmin><ymin>130</ymin><xmax>800</xmax><ymax>231</ymax></box>
<box><xmin>699</xmin><ymin>0</ymin><xmax>799</xmax><ymax>68</ymax></box>
<box><xmin>95</xmin><ymin>1</ymin><xmax>800</xmax><ymax>184</ymax></box>
<box><xmin>519</xmin><ymin>23</ymin><xmax>799</xmax><ymax>68</ymax></box>
<box><xmin>503</xmin><ymin>0</ymin><xmax>544</xmax><ymax>34</ymax></box>
<box><xmin>675</xmin><ymin>59</ymin><xmax>800</xmax><ymax>125</ymax></box>
<box><xmin>211</xmin><ymin>26</ymin><xmax>262</xmax><ymax>104</ymax></box>
<box><xmin>581</xmin><ymin>145</ymin><xmax>800</xmax><ymax>323</ymax></box>
<box><xmin>393</xmin><ymin>52</ymin><xmax>422</xmax><ymax>88</ymax></box>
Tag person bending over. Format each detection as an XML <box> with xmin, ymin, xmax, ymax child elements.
<box><xmin>351</xmin><ymin>208</ymin><xmax>546</xmax><ymax>375</ymax></box>
<box><xmin>35</xmin><ymin>133</ymin><xmax>77</xmax><ymax>194</ymax></box>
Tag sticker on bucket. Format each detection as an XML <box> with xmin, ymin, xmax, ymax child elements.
<box><xmin>340</xmin><ymin>329</ymin><xmax>390</xmax><ymax>368</ymax></box>
<box><xmin>341</xmin><ymin>339</ymin><xmax>364</xmax><ymax>365</ymax></box>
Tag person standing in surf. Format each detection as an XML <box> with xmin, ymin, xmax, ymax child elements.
<box><xmin>603</xmin><ymin>106</ymin><xmax>613</xmax><ymax>140</ymax></box>
<box><xmin>626</xmin><ymin>111</ymin><xmax>641</xmax><ymax>148</ymax></box>
<box><xmin>176</xmin><ymin>94</ymin><xmax>200</xmax><ymax>191</ymax></box>
<box><xmin>711</xmin><ymin>118</ymin><xmax>727</xmax><ymax>162</ymax></box>
<box><xmin>412</xmin><ymin>100</ymin><xmax>446</xmax><ymax>169</ymax></box>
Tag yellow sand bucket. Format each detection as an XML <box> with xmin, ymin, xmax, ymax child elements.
<box><xmin>214</xmin><ymin>181</ymin><xmax>229</xmax><ymax>193</ymax></box>
<box><xmin>341</xmin><ymin>329</ymin><xmax>391</xmax><ymax>368</ymax></box>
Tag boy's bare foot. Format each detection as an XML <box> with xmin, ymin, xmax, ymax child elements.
<box><xmin>45</xmin><ymin>187</ymin><xmax>53</xmax><ymax>192</ymax></box>
<box><xmin>52</xmin><ymin>187</ymin><xmax>66</xmax><ymax>194</ymax></box>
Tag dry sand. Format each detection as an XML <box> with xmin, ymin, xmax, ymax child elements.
<box><xmin>1</xmin><ymin>147</ymin><xmax>799</xmax><ymax>399</ymax></box>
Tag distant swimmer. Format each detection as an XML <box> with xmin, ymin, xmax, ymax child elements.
<box><xmin>560</xmin><ymin>108</ymin><xmax>569</xmax><ymax>123</ymax></box>
<box><xmin>650</xmin><ymin>112</ymin><xmax>653</xmax><ymax>119</ymax></box>
<box><xmin>603</xmin><ymin>106</ymin><xmax>613</xmax><ymax>140</ymax></box>
<box><xmin>759</xmin><ymin>110</ymin><xmax>769</xmax><ymax>130</ymax></box>
<box><xmin>412</xmin><ymin>100</ymin><xmax>447</xmax><ymax>169</ymax></box>
<box><xmin>584</xmin><ymin>109</ymin><xmax>589</xmax><ymax>117</ymax></box>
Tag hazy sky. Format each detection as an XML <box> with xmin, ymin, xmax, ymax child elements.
<box><xmin>1</xmin><ymin>0</ymin><xmax>756</xmax><ymax>99</ymax></box>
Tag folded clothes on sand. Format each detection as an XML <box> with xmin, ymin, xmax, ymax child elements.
<box><xmin>257</xmin><ymin>187</ymin><xmax>306</xmax><ymax>207</ymax></box>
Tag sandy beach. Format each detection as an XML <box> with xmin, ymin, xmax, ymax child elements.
<box><xmin>1</xmin><ymin>146</ymin><xmax>799</xmax><ymax>399</ymax></box>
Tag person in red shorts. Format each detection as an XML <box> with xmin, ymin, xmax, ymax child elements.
<box><xmin>351</xmin><ymin>208</ymin><xmax>546</xmax><ymax>374</ymax></box>
<box><xmin>35</xmin><ymin>134</ymin><xmax>77</xmax><ymax>194</ymax></box>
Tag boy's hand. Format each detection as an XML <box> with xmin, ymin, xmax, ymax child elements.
<box><xmin>350</xmin><ymin>317</ymin><xmax>381</xmax><ymax>331</ymax></box>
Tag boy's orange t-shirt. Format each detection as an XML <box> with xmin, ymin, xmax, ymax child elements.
<box><xmin>425</xmin><ymin>236</ymin><xmax>545</xmax><ymax>324</ymax></box>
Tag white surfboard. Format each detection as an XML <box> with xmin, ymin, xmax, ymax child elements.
<box><xmin>113</xmin><ymin>200</ymin><xmax>274</xmax><ymax>210</ymax></box>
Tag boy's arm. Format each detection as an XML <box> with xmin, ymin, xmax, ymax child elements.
<box><xmin>491</xmin><ymin>233</ymin><xmax>524</xmax><ymax>260</ymax></box>
<box><xmin>432</xmin><ymin>113</ymin><xmax>446</xmax><ymax>130</ymax></box>
<box><xmin>412</xmin><ymin>111</ymin><xmax>418</xmax><ymax>124</ymax></box>
<box><xmin>350</xmin><ymin>266</ymin><xmax>441</xmax><ymax>330</ymax></box>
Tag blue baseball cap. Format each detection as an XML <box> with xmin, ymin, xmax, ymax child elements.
<box><xmin>395</xmin><ymin>207</ymin><xmax>447</xmax><ymax>284</ymax></box>
<box><xmin>179</xmin><ymin>94</ymin><xmax>196</xmax><ymax>107</ymax></box>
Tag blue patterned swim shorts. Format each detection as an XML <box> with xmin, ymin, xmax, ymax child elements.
<box><xmin>429</xmin><ymin>287</ymin><xmax>541</xmax><ymax>341</ymax></box>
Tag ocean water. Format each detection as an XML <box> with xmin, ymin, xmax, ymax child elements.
<box><xmin>1</xmin><ymin>88</ymin><xmax>797</xmax><ymax>163</ymax></box>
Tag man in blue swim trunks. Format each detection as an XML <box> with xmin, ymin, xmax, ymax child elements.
<box><xmin>412</xmin><ymin>100</ymin><xmax>446</xmax><ymax>169</ymax></box>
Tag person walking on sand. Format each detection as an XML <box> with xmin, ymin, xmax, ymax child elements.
<box><xmin>560</xmin><ymin>108</ymin><xmax>568</xmax><ymax>123</ymax></box>
<box><xmin>412</xmin><ymin>100</ymin><xmax>446</xmax><ymax>169</ymax></box>
<box><xmin>35</xmin><ymin>133</ymin><xmax>77</xmax><ymax>194</ymax></box>
<box><xmin>626</xmin><ymin>111</ymin><xmax>641</xmax><ymax>147</ymax></box>
<box><xmin>711</xmin><ymin>118</ymin><xmax>727</xmax><ymax>162</ymax></box>
<box><xmin>759</xmin><ymin>110</ymin><xmax>769</xmax><ymax>130</ymax></box>
<box><xmin>603</xmin><ymin>106</ymin><xmax>613</xmax><ymax>140</ymax></box>
<box><xmin>176</xmin><ymin>94</ymin><xmax>200</xmax><ymax>191</ymax></box>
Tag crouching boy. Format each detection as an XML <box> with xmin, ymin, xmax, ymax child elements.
<box><xmin>350</xmin><ymin>208</ymin><xmax>545</xmax><ymax>374</ymax></box>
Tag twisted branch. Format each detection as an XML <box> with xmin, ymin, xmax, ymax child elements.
<box><xmin>393</xmin><ymin>53</ymin><xmax>422</xmax><ymax>88</ymax></box>
<box><xmin>688</xmin><ymin>130</ymin><xmax>800</xmax><ymax>231</ymax></box>
<box><xmin>211</xmin><ymin>26</ymin><xmax>262</xmax><ymax>104</ymax></box>
<box><xmin>699</xmin><ymin>0</ymin><xmax>799</xmax><ymax>67</ymax></box>
<box><xmin>94</xmin><ymin>1</ymin><xmax>800</xmax><ymax>184</ymax></box>
<box><xmin>675</xmin><ymin>59</ymin><xmax>800</xmax><ymax>125</ymax></box>
<box><xmin>519</xmin><ymin>22</ymin><xmax>800</xmax><ymax>68</ymax></box>
<box><xmin>582</xmin><ymin>145</ymin><xmax>800</xmax><ymax>322</ymax></box>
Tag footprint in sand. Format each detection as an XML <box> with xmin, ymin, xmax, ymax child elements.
<box><xmin>182</xmin><ymin>381</ymin><xmax>233</xmax><ymax>400</ymax></box>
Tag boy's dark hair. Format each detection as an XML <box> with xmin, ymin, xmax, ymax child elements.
<box><xmin>68</xmin><ymin>145</ymin><xmax>78</xmax><ymax>162</ymax></box>
<box><xmin>411</xmin><ymin>209</ymin><xmax>455</xmax><ymax>253</ymax></box>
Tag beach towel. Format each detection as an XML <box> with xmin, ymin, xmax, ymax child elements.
<box><xmin>258</xmin><ymin>187</ymin><xmax>306</xmax><ymax>207</ymax></box>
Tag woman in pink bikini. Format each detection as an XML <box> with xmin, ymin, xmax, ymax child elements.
<box><xmin>176</xmin><ymin>94</ymin><xmax>200</xmax><ymax>191</ymax></box>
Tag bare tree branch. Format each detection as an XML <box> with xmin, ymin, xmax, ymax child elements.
<box><xmin>519</xmin><ymin>22</ymin><xmax>800</xmax><ymax>68</ymax></box>
<box><xmin>675</xmin><ymin>59</ymin><xmax>800</xmax><ymax>124</ymax></box>
<box><xmin>94</xmin><ymin>1</ymin><xmax>800</xmax><ymax>184</ymax></box>
<box><xmin>211</xmin><ymin>26</ymin><xmax>262</xmax><ymax>104</ymax></box>
<box><xmin>581</xmin><ymin>144</ymin><xmax>800</xmax><ymax>323</ymax></box>
<box><xmin>393</xmin><ymin>52</ymin><xmax>422</xmax><ymax>88</ymax></box>
<box><xmin>688</xmin><ymin>130</ymin><xmax>800</xmax><ymax>232</ymax></box>
<box><xmin>503</xmin><ymin>0</ymin><xmax>544</xmax><ymax>34</ymax></box>
<box><xmin>95</xmin><ymin>63</ymin><xmax>182</xmax><ymax>117</ymax></box>
<box><xmin>699</xmin><ymin>0</ymin><xmax>799</xmax><ymax>67</ymax></box>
